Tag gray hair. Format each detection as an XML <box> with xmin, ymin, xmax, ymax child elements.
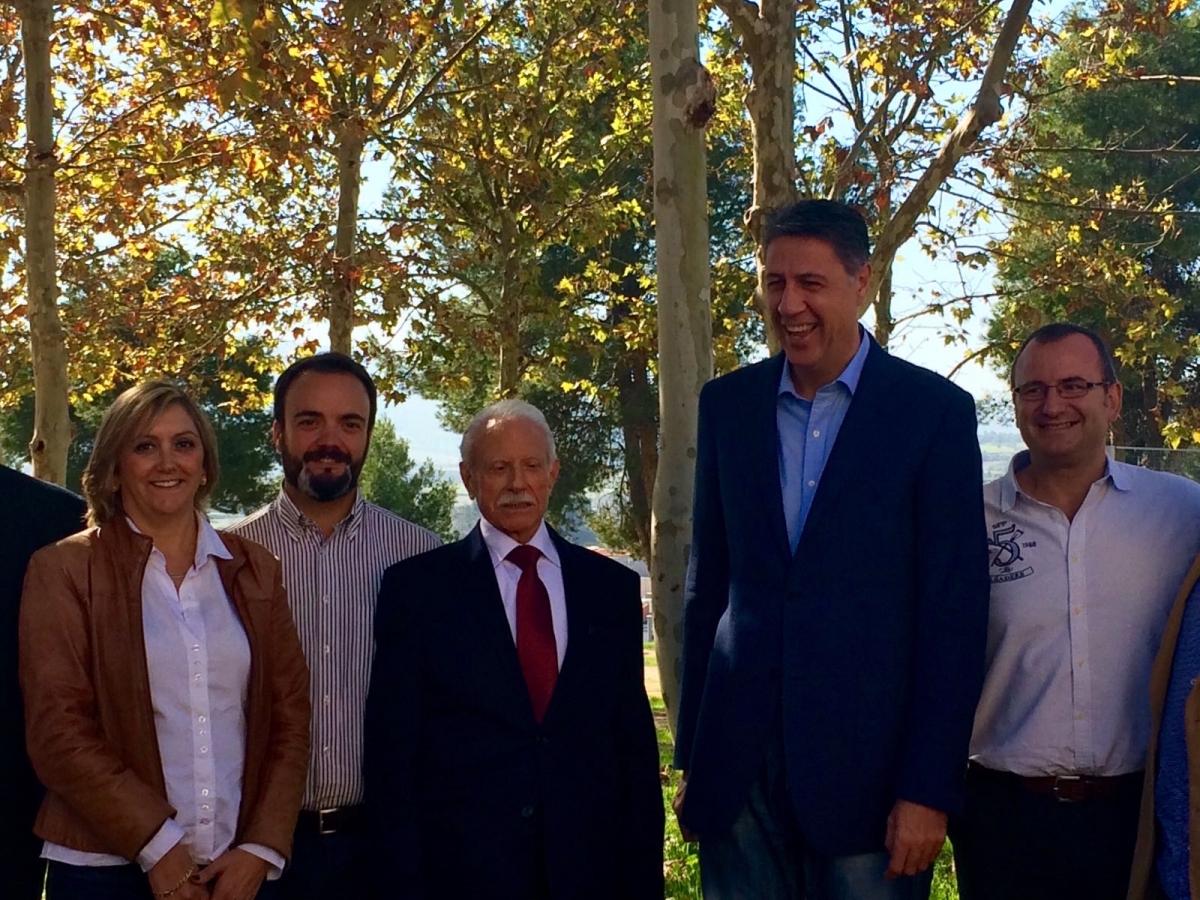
<box><xmin>460</xmin><ymin>399</ymin><xmax>558</xmax><ymax>468</ymax></box>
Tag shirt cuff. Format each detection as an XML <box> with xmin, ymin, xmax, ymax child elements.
<box><xmin>135</xmin><ymin>820</ymin><xmax>186</xmax><ymax>872</ymax></box>
<box><xmin>238</xmin><ymin>843</ymin><xmax>286</xmax><ymax>881</ymax></box>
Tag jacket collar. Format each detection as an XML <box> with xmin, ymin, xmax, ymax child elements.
<box><xmin>96</xmin><ymin>513</ymin><xmax>249</xmax><ymax>598</ymax></box>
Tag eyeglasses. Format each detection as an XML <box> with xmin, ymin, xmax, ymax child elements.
<box><xmin>1012</xmin><ymin>378</ymin><xmax>1112</xmax><ymax>403</ymax></box>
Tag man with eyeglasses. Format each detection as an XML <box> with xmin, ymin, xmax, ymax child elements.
<box><xmin>950</xmin><ymin>322</ymin><xmax>1200</xmax><ymax>900</ymax></box>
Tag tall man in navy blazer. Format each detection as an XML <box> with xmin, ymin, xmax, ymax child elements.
<box><xmin>364</xmin><ymin>399</ymin><xmax>663</xmax><ymax>900</ymax></box>
<box><xmin>673</xmin><ymin>199</ymin><xmax>991</xmax><ymax>898</ymax></box>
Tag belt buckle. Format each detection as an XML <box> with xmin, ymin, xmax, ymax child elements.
<box><xmin>1052</xmin><ymin>774</ymin><xmax>1083</xmax><ymax>802</ymax></box>
<box><xmin>317</xmin><ymin>808</ymin><xmax>338</xmax><ymax>835</ymax></box>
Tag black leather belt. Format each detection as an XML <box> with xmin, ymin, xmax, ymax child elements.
<box><xmin>969</xmin><ymin>761</ymin><xmax>1143</xmax><ymax>802</ymax></box>
<box><xmin>296</xmin><ymin>805</ymin><xmax>367</xmax><ymax>835</ymax></box>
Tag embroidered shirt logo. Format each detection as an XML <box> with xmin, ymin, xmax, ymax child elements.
<box><xmin>989</xmin><ymin>521</ymin><xmax>1035</xmax><ymax>583</ymax></box>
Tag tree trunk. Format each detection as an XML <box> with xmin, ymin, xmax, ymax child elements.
<box><xmin>329</xmin><ymin>118</ymin><xmax>365</xmax><ymax>355</ymax></box>
<box><xmin>1139</xmin><ymin>361</ymin><xmax>1164</xmax><ymax>449</ymax></box>
<box><xmin>868</xmin><ymin>150</ymin><xmax>896</xmax><ymax>348</ymax></box>
<box><xmin>649</xmin><ymin>0</ymin><xmax>713</xmax><ymax>734</ymax></box>
<box><xmin>616</xmin><ymin>347</ymin><xmax>656</xmax><ymax>566</ymax></box>
<box><xmin>20</xmin><ymin>0</ymin><xmax>71</xmax><ymax>484</ymax></box>
<box><xmin>495</xmin><ymin>222</ymin><xmax>522</xmax><ymax>396</ymax></box>
<box><xmin>496</xmin><ymin>309</ymin><xmax>521</xmax><ymax>397</ymax></box>
<box><xmin>872</xmin><ymin>264</ymin><xmax>894</xmax><ymax>348</ymax></box>
<box><xmin>861</xmin><ymin>0</ymin><xmax>1035</xmax><ymax>314</ymax></box>
<box><xmin>611</xmin><ymin>232</ymin><xmax>656</xmax><ymax>566</ymax></box>
<box><xmin>715</xmin><ymin>0</ymin><xmax>796</xmax><ymax>353</ymax></box>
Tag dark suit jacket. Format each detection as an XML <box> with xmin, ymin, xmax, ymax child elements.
<box><xmin>0</xmin><ymin>466</ymin><xmax>86</xmax><ymax>898</ymax></box>
<box><xmin>365</xmin><ymin>524</ymin><xmax>663</xmax><ymax>900</ymax></box>
<box><xmin>674</xmin><ymin>341</ymin><xmax>991</xmax><ymax>856</ymax></box>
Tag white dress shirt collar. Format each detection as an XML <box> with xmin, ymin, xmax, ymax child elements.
<box><xmin>997</xmin><ymin>449</ymin><xmax>1131</xmax><ymax>512</ymax></box>
<box><xmin>479</xmin><ymin>517</ymin><xmax>561</xmax><ymax>571</ymax></box>
<box><xmin>125</xmin><ymin>513</ymin><xmax>234</xmax><ymax>566</ymax></box>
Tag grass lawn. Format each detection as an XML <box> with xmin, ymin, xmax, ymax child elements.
<box><xmin>644</xmin><ymin>647</ymin><xmax>960</xmax><ymax>899</ymax></box>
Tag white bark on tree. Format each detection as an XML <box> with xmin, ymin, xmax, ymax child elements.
<box><xmin>19</xmin><ymin>0</ymin><xmax>71</xmax><ymax>484</ymax></box>
<box><xmin>861</xmin><ymin>0</ymin><xmax>1036</xmax><ymax>314</ymax></box>
<box><xmin>649</xmin><ymin>0</ymin><xmax>714</xmax><ymax>733</ymax></box>
<box><xmin>714</xmin><ymin>0</ymin><xmax>796</xmax><ymax>353</ymax></box>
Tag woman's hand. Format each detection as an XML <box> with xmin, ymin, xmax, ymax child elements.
<box><xmin>146</xmin><ymin>842</ymin><xmax>207</xmax><ymax>899</ymax></box>
<box><xmin>196</xmin><ymin>847</ymin><xmax>272</xmax><ymax>900</ymax></box>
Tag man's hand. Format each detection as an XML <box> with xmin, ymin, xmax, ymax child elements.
<box><xmin>146</xmin><ymin>842</ymin><xmax>208</xmax><ymax>900</ymax></box>
<box><xmin>672</xmin><ymin>774</ymin><xmax>699</xmax><ymax>843</ymax></box>
<box><xmin>884</xmin><ymin>799</ymin><xmax>946</xmax><ymax>879</ymax></box>
<box><xmin>196</xmin><ymin>847</ymin><xmax>272</xmax><ymax>900</ymax></box>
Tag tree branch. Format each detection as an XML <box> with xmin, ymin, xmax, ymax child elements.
<box><xmin>862</xmin><ymin>0</ymin><xmax>1036</xmax><ymax>313</ymax></box>
<box><xmin>1018</xmin><ymin>145</ymin><xmax>1200</xmax><ymax>155</ymax></box>
<box><xmin>712</xmin><ymin>0</ymin><xmax>763</xmax><ymax>58</ymax></box>
<box><xmin>948</xmin><ymin>342</ymin><xmax>1001</xmax><ymax>379</ymax></box>
<box><xmin>1099</xmin><ymin>73</ymin><xmax>1200</xmax><ymax>85</ymax></box>
<box><xmin>375</xmin><ymin>0</ymin><xmax>520</xmax><ymax>122</ymax></box>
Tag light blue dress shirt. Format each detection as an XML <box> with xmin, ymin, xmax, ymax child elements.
<box><xmin>776</xmin><ymin>328</ymin><xmax>870</xmax><ymax>552</ymax></box>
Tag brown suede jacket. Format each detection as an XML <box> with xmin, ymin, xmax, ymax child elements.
<box><xmin>18</xmin><ymin>516</ymin><xmax>310</xmax><ymax>863</ymax></box>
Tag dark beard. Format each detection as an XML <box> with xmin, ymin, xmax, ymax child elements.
<box><xmin>281</xmin><ymin>445</ymin><xmax>362</xmax><ymax>502</ymax></box>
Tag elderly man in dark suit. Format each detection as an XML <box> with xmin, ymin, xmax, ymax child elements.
<box><xmin>673</xmin><ymin>199</ymin><xmax>991</xmax><ymax>899</ymax></box>
<box><xmin>364</xmin><ymin>399</ymin><xmax>662</xmax><ymax>900</ymax></box>
<box><xmin>0</xmin><ymin>464</ymin><xmax>86</xmax><ymax>899</ymax></box>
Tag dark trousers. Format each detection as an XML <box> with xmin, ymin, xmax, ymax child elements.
<box><xmin>699</xmin><ymin>729</ymin><xmax>933</xmax><ymax>900</ymax></box>
<box><xmin>3</xmin><ymin>827</ymin><xmax>48</xmax><ymax>900</ymax></box>
<box><xmin>950</xmin><ymin>764</ymin><xmax>1142</xmax><ymax>900</ymax></box>
<box><xmin>268</xmin><ymin>826</ymin><xmax>367</xmax><ymax>900</ymax></box>
<box><xmin>45</xmin><ymin>862</ymin><xmax>152</xmax><ymax>900</ymax></box>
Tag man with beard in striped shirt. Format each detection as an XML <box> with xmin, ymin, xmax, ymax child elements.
<box><xmin>229</xmin><ymin>353</ymin><xmax>440</xmax><ymax>900</ymax></box>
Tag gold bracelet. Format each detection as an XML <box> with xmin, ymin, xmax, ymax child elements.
<box><xmin>153</xmin><ymin>863</ymin><xmax>197</xmax><ymax>898</ymax></box>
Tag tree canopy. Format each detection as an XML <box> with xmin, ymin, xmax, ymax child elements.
<box><xmin>358</xmin><ymin>419</ymin><xmax>458</xmax><ymax>541</ymax></box>
<box><xmin>987</xmin><ymin>6</ymin><xmax>1200</xmax><ymax>452</ymax></box>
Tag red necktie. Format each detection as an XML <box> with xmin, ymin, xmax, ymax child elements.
<box><xmin>507</xmin><ymin>544</ymin><xmax>557</xmax><ymax>722</ymax></box>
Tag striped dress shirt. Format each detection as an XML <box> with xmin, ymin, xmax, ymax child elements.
<box><xmin>228</xmin><ymin>489</ymin><xmax>441</xmax><ymax>810</ymax></box>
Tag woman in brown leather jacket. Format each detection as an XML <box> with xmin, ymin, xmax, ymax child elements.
<box><xmin>19</xmin><ymin>382</ymin><xmax>310</xmax><ymax>900</ymax></box>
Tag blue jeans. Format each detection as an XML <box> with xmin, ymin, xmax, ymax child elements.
<box><xmin>44</xmin><ymin>862</ymin><xmax>153</xmax><ymax>900</ymax></box>
<box><xmin>698</xmin><ymin>733</ymin><xmax>934</xmax><ymax>900</ymax></box>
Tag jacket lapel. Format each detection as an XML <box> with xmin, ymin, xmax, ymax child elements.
<box><xmin>94</xmin><ymin>519</ymin><xmax>166</xmax><ymax>794</ymax></box>
<box><xmin>460</xmin><ymin>525</ymin><xmax>530</xmax><ymax>705</ymax></box>
<box><xmin>794</xmin><ymin>339</ymin><xmax>897</xmax><ymax>556</ymax></box>
<box><xmin>750</xmin><ymin>354</ymin><xmax>793</xmax><ymax>563</ymax></box>
<box><xmin>543</xmin><ymin>528</ymin><xmax>589</xmax><ymax>725</ymax></box>
<box><xmin>214</xmin><ymin>535</ymin><xmax>269</xmax><ymax>718</ymax></box>
<box><xmin>216</xmin><ymin>535</ymin><xmax>253</xmax><ymax>630</ymax></box>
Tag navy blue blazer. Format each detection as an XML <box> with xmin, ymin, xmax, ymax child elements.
<box><xmin>0</xmin><ymin>466</ymin><xmax>86</xmax><ymax>899</ymax></box>
<box><xmin>674</xmin><ymin>341</ymin><xmax>990</xmax><ymax>856</ymax></box>
<box><xmin>365</xmin><ymin>524</ymin><xmax>663</xmax><ymax>900</ymax></box>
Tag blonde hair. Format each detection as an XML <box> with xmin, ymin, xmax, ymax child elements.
<box><xmin>81</xmin><ymin>381</ymin><xmax>219</xmax><ymax>526</ymax></box>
